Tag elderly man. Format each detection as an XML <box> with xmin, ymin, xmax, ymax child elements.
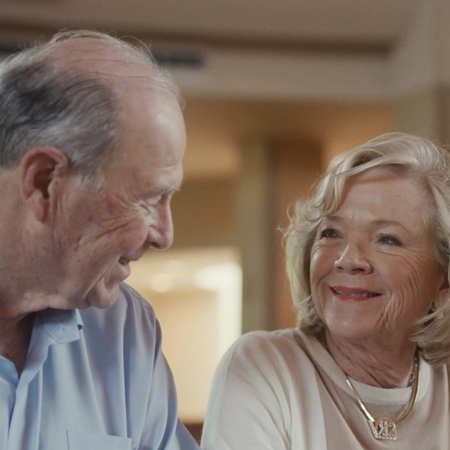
<box><xmin>0</xmin><ymin>31</ymin><xmax>199</xmax><ymax>450</ymax></box>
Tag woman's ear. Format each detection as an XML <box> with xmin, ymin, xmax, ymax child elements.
<box><xmin>20</xmin><ymin>147</ymin><xmax>69</xmax><ymax>222</ymax></box>
<box><xmin>436</xmin><ymin>275</ymin><xmax>450</xmax><ymax>309</ymax></box>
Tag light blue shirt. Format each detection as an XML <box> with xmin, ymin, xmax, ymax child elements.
<box><xmin>0</xmin><ymin>283</ymin><xmax>200</xmax><ymax>450</ymax></box>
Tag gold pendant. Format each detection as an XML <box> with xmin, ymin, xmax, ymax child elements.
<box><xmin>368</xmin><ymin>417</ymin><xmax>397</xmax><ymax>440</ymax></box>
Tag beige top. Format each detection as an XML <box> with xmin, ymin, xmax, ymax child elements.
<box><xmin>298</xmin><ymin>330</ymin><xmax>450</xmax><ymax>449</ymax></box>
<box><xmin>202</xmin><ymin>328</ymin><xmax>450</xmax><ymax>450</ymax></box>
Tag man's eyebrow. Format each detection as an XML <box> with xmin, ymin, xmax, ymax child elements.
<box><xmin>146</xmin><ymin>185</ymin><xmax>182</xmax><ymax>196</ymax></box>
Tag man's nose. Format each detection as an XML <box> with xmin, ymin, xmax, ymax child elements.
<box><xmin>147</xmin><ymin>205</ymin><xmax>174</xmax><ymax>250</ymax></box>
<box><xmin>334</xmin><ymin>240</ymin><xmax>373</xmax><ymax>274</ymax></box>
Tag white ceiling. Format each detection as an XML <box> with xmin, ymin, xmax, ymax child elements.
<box><xmin>0</xmin><ymin>0</ymin><xmax>423</xmax><ymax>48</ymax></box>
<box><xmin>0</xmin><ymin>0</ymin><xmax>422</xmax><ymax>106</ymax></box>
<box><xmin>0</xmin><ymin>2</ymin><xmax>420</xmax><ymax>177</ymax></box>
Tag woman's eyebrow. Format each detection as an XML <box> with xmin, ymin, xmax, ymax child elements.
<box><xmin>321</xmin><ymin>215</ymin><xmax>342</xmax><ymax>224</ymax></box>
<box><xmin>322</xmin><ymin>217</ymin><xmax>412</xmax><ymax>235</ymax></box>
<box><xmin>372</xmin><ymin>219</ymin><xmax>412</xmax><ymax>235</ymax></box>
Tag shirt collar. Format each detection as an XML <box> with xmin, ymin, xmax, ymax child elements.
<box><xmin>37</xmin><ymin>308</ymin><xmax>84</xmax><ymax>345</ymax></box>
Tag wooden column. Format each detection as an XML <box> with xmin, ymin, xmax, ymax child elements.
<box><xmin>273</xmin><ymin>138</ymin><xmax>322</xmax><ymax>330</ymax></box>
<box><xmin>237</xmin><ymin>139</ymin><xmax>276</xmax><ymax>333</ymax></box>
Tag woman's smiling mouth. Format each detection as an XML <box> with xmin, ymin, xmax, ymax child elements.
<box><xmin>330</xmin><ymin>285</ymin><xmax>381</xmax><ymax>301</ymax></box>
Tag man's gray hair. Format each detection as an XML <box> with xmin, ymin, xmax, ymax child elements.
<box><xmin>0</xmin><ymin>30</ymin><xmax>181</xmax><ymax>188</ymax></box>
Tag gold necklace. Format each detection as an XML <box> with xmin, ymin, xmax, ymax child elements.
<box><xmin>344</xmin><ymin>352</ymin><xmax>419</xmax><ymax>441</ymax></box>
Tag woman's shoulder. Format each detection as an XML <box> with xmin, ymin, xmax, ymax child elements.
<box><xmin>234</xmin><ymin>327</ymin><xmax>315</xmax><ymax>351</ymax></box>
<box><xmin>220</xmin><ymin>328</ymin><xmax>316</xmax><ymax>375</ymax></box>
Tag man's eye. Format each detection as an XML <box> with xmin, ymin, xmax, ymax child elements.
<box><xmin>147</xmin><ymin>196</ymin><xmax>162</xmax><ymax>207</ymax></box>
<box><xmin>378</xmin><ymin>234</ymin><xmax>402</xmax><ymax>246</ymax></box>
<box><xmin>319</xmin><ymin>228</ymin><xmax>339</xmax><ymax>239</ymax></box>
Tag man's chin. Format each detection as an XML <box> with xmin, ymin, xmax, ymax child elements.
<box><xmin>85</xmin><ymin>282</ymin><xmax>121</xmax><ymax>309</ymax></box>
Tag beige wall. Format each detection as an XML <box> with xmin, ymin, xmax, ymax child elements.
<box><xmin>183</xmin><ymin>99</ymin><xmax>392</xmax><ymax>171</ymax></box>
<box><xmin>171</xmin><ymin>179</ymin><xmax>237</xmax><ymax>248</ymax></box>
<box><xmin>175</xmin><ymin>98</ymin><xmax>393</xmax><ymax>331</ymax></box>
<box><xmin>139</xmin><ymin>288</ymin><xmax>219</xmax><ymax>424</ymax></box>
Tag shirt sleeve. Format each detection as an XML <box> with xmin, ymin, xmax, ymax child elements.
<box><xmin>201</xmin><ymin>333</ymin><xmax>292</xmax><ymax>450</ymax></box>
<box><xmin>122</xmin><ymin>293</ymin><xmax>199</xmax><ymax>450</ymax></box>
<box><xmin>138</xmin><ymin>318</ymin><xmax>200</xmax><ymax>450</ymax></box>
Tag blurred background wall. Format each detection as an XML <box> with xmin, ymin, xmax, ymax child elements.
<box><xmin>1</xmin><ymin>0</ymin><xmax>449</xmax><ymax>440</ymax></box>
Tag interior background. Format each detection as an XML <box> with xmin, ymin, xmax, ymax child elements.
<box><xmin>1</xmin><ymin>0</ymin><xmax>448</xmax><ymax>441</ymax></box>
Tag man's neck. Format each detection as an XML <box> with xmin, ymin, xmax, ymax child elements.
<box><xmin>0</xmin><ymin>313</ymin><xmax>35</xmax><ymax>375</ymax></box>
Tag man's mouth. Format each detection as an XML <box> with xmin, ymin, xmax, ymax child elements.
<box><xmin>118</xmin><ymin>257</ymin><xmax>130</xmax><ymax>266</ymax></box>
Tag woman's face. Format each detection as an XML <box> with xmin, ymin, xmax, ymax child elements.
<box><xmin>310</xmin><ymin>167</ymin><xmax>448</xmax><ymax>344</ymax></box>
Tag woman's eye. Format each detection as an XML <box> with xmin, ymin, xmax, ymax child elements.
<box><xmin>319</xmin><ymin>228</ymin><xmax>339</xmax><ymax>239</ymax></box>
<box><xmin>378</xmin><ymin>234</ymin><xmax>402</xmax><ymax>246</ymax></box>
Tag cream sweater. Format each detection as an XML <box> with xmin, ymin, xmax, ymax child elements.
<box><xmin>202</xmin><ymin>329</ymin><xmax>449</xmax><ymax>450</ymax></box>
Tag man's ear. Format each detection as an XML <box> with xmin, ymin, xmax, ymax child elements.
<box><xmin>20</xmin><ymin>147</ymin><xmax>70</xmax><ymax>223</ymax></box>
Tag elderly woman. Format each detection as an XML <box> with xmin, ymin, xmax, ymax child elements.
<box><xmin>201</xmin><ymin>133</ymin><xmax>450</xmax><ymax>449</ymax></box>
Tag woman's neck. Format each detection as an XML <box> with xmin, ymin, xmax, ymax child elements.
<box><xmin>323</xmin><ymin>330</ymin><xmax>418</xmax><ymax>388</ymax></box>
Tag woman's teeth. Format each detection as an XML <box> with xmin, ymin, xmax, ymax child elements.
<box><xmin>332</xmin><ymin>288</ymin><xmax>379</xmax><ymax>298</ymax></box>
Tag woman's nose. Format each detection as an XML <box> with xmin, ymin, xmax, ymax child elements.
<box><xmin>334</xmin><ymin>241</ymin><xmax>373</xmax><ymax>274</ymax></box>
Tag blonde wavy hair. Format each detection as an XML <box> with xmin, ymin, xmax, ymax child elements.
<box><xmin>284</xmin><ymin>132</ymin><xmax>450</xmax><ymax>366</ymax></box>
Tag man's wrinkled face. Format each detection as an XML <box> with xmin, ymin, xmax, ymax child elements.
<box><xmin>52</xmin><ymin>86</ymin><xmax>186</xmax><ymax>309</ymax></box>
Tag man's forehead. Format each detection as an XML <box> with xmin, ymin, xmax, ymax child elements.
<box><xmin>48</xmin><ymin>38</ymin><xmax>158</xmax><ymax>82</ymax></box>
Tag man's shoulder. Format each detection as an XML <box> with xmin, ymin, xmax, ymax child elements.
<box><xmin>116</xmin><ymin>282</ymin><xmax>155</xmax><ymax>314</ymax></box>
<box><xmin>81</xmin><ymin>283</ymin><xmax>155</xmax><ymax>318</ymax></box>
<box><xmin>78</xmin><ymin>283</ymin><xmax>160</xmax><ymax>346</ymax></box>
